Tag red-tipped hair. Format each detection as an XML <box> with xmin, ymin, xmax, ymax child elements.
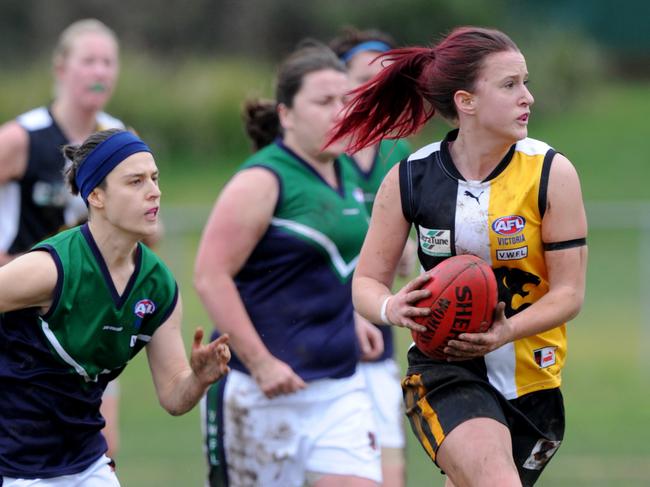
<box><xmin>327</xmin><ymin>26</ymin><xmax>520</xmax><ymax>153</ymax></box>
<box><xmin>328</xmin><ymin>47</ymin><xmax>435</xmax><ymax>153</ymax></box>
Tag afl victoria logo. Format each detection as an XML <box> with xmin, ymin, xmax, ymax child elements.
<box><xmin>134</xmin><ymin>299</ymin><xmax>156</xmax><ymax>318</ymax></box>
<box><xmin>492</xmin><ymin>215</ymin><xmax>526</xmax><ymax>236</ymax></box>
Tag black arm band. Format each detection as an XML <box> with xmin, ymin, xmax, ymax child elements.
<box><xmin>543</xmin><ymin>238</ymin><xmax>587</xmax><ymax>251</ymax></box>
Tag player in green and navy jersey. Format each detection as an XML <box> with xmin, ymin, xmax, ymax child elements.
<box><xmin>0</xmin><ymin>20</ymin><xmax>136</xmax><ymax>457</ymax></box>
<box><xmin>0</xmin><ymin>129</ymin><xmax>230</xmax><ymax>486</ymax></box>
<box><xmin>195</xmin><ymin>43</ymin><xmax>381</xmax><ymax>487</ymax></box>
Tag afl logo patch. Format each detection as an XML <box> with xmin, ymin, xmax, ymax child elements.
<box><xmin>134</xmin><ymin>299</ymin><xmax>156</xmax><ymax>318</ymax></box>
<box><xmin>352</xmin><ymin>187</ymin><xmax>365</xmax><ymax>205</ymax></box>
<box><xmin>492</xmin><ymin>215</ymin><xmax>526</xmax><ymax>236</ymax></box>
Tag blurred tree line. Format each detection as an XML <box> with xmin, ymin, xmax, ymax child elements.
<box><xmin>0</xmin><ymin>0</ymin><xmax>647</xmax><ymax>165</ymax></box>
<box><xmin>2</xmin><ymin>0</ymin><xmax>648</xmax><ymax>66</ymax></box>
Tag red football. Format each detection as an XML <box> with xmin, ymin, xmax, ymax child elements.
<box><xmin>412</xmin><ymin>254</ymin><xmax>498</xmax><ymax>360</ymax></box>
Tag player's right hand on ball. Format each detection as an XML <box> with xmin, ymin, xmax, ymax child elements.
<box><xmin>384</xmin><ymin>273</ymin><xmax>432</xmax><ymax>332</ymax></box>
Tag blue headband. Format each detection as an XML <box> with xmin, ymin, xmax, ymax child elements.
<box><xmin>75</xmin><ymin>131</ymin><xmax>152</xmax><ymax>205</ymax></box>
<box><xmin>340</xmin><ymin>40</ymin><xmax>392</xmax><ymax>63</ymax></box>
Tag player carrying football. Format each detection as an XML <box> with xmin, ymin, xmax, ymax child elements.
<box><xmin>328</xmin><ymin>26</ymin><xmax>588</xmax><ymax>487</ymax></box>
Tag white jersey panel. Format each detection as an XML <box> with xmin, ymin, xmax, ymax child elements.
<box><xmin>455</xmin><ymin>179</ymin><xmax>519</xmax><ymax>398</ymax></box>
<box><xmin>96</xmin><ymin>112</ymin><xmax>126</xmax><ymax>130</ymax></box>
<box><xmin>408</xmin><ymin>141</ymin><xmax>441</xmax><ymax>162</ymax></box>
<box><xmin>16</xmin><ymin>107</ymin><xmax>52</xmax><ymax>131</ymax></box>
<box><xmin>0</xmin><ymin>183</ymin><xmax>20</xmax><ymax>251</ymax></box>
<box><xmin>454</xmin><ymin>180</ymin><xmax>492</xmax><ymax>262</ymax></box>
<box><xmin>485</xmin><ymin>343</ymin><xmax>518</xmax><ymax>399</ymax></box>
<box><xmin>515</xmin><ymin>137</ymin><xmax>551</xmax><ymax>156</ymax></box>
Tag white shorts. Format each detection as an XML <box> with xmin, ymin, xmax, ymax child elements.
<box><xmin>223</xmin><ymin>369</ymin><xmax>381</xmax><ymax>487</ymax></box>
<box><xmin>2</xmin><ymin>455</ymin><xmax>120</xmax><ymax>487</ymax></box>
<box><xmin>358</xmin><ymin>359</ymin><xmax>406</xmax><ymax>449</ymax></box>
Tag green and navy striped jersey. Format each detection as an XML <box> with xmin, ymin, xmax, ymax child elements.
<box><xmin>0</xmin><ymin>224</ymin><xmax>177</xmax><ymax>478</ymax></box>
<box><xmin>229</xmin><ymin>139</ymin><xmax>369</xmax><ymax>381</ymax></box>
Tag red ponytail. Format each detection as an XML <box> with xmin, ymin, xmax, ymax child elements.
<box><xmin>328</xmin><ymin>26</ymin><xmax>520</xmax><ymax>153</ymax></box>
<box><xmin>328</xmin><ymin>47</ymin><xmax>436</xmax><ymax>153</ymax></box>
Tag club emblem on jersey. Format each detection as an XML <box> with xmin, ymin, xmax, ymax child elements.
<box><xmin>534</xmin><ymin>346</ymin><xmax>557</xmax><ymax>368</ymax></box>
<box><xmin>418</xmin><ymin>226</ymin><xmax>451</xmax><ymax>256</ymax></box>
<box><xmin>134</xmin><ymin>299</ymin><xmax>156</xmax><ymax>318</ymax></box>
<box><xmin>352</xmin><ymin>187</ymin><xmax>365</xmax><ymax>205</ymax></box>
<box><xmin>492</xmin><ymin>215</ymin><xmax>526</xmax><ymax>236</ymax></box>
<box><xmin>493</xmin><ymin>266</ymin><xmax>541</xmax><ymax>317</ymax></box>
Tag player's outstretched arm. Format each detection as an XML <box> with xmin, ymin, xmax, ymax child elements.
<box><xmin>0</xmin><ymin>250</ymin><xmax>57</xmax><ymax>313</ymax></box>
<box><xmin>146</xmin><ymin>294</ymin><xmax>230</xmax><ymax>416</ymax></box>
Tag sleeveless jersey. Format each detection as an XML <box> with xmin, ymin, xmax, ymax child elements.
<box><xmin>230</xmin><ymin>139</ymin><xmax>369</xmax><ymax>381</ymax></box>
<box><xmin>400</xmin><ymin>129</ymin><xmax>562</xmax><ymax>400</ymax></box>
<box><xmin>342</xmin><ymin>138</ymin><xmax>411</xmax><ymax>214</ymax></box>
<box><xmin>341</xmin><ymin>138</ymin><xmax>411</xmax><ymax>361</ymax></box>
<box><xmin>0</xmin><ymin>224</ymin><xmax>178</xmax><ymax>478</ymax></box>
<box><xmin>8</xmin><ymin>107</ymin><xmax>125</xmax><ymax>254</ymax></box>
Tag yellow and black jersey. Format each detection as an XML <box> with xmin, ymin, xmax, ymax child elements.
<box><xmin>400</xmin><ymin>129</ymin><xmax>562</xmax><ymax>399</ymax></box>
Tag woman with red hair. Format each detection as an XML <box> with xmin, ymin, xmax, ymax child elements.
<box><xmin>329</xmin><ymin>26</ymin><xmax>588</xmax><ymax>486</ymax></box>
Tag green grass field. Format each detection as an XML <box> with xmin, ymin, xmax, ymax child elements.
<box><xmin>113</xmin><ymin>82</ymin><xmax>650</xmax><ymax>486</ymax></box>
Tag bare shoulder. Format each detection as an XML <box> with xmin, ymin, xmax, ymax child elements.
<box><xmin>215</xmin><ymin>167</ymin><xmax>280</xmax><ymax>219</ymax></box>
<box><xmin>550</xmin><ymin>152</ymin><xmax>580</xmax><ymax>179</ymax></box>
<box><xmin>4</xmin><ymin>250</ymin><xmax>57</xmax><ymax>276</ymax></box>
<box><xmin>200</xmin><ymin>167</ymin><xmax>280</xmax><ymax>258</ymax></box>
<box><xmin>226</xmin><ymin>166</ymin><xmax>279</xmax><ymax>194</ymax></box>
<box><xmin>0</xmin><ymin>120</ymin><xmax>29</xmax><ymax>151</ymax></box>
<box><xmin>547</xmin><ymin>152</ymin><xmax>583</xmax><ymax>202</ymax></box>
<box><xmin>375</xmin><ymin>163</ymin><xmax>401</xmax><ymax>203</ymax></box>
<box><xmin>0</xmin><ymin>250</ymin><xmax>58</xmax><ymax>312</ymax></box>
<box><xmin>542</xmin><ymin>152</ymin><xmax>587</xmax><ymax>241</ymax></box>
<box><xmin>0</xmin><ymin>120</ymin><xmax>29</xmax><ymax>180</ymax></box>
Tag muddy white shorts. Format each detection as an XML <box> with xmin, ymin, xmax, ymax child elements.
<box><xmin>222</xmin><ymin>369</ymin><xmax>381</xmax><ymax>487</ymax></box>
<box><xmin>358</xmin><ymin>359</ymin><xmax>406</xmax><ymax>449</ymax></box>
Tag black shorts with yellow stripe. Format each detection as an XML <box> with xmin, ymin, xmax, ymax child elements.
<box><xmin>402</xmin><ymin>346</ymin><xmax>564</xmax><ymax>487</ymax></box>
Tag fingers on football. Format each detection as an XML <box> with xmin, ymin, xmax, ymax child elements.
<box><xmin>401</xmin><ymin>318</ymin><xmax>427</xmax><ymax>333</ymax></box>
<box><xmin>406</xmin><ymin>288</ymin><xmax>431</xmax><ymax>304</ymax></box>
<box><xmin>404</xmin><ymin>272</ymin><xmax>432</xmax><ymax>293</ymax></box>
